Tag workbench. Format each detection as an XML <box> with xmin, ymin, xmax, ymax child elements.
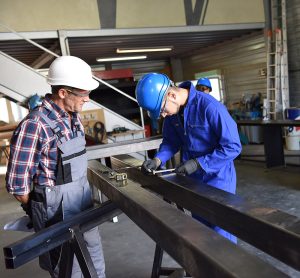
<box><xmin>237</xmin><ymin>120</ymin><xmax>300</xmax><ymax>167</ymax></box>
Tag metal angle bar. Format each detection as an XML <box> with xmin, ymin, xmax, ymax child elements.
<box><xmin>87</xmin><ymin>160</ymin><xmax>287</xmax><ymax>278</ymax></box>
<box><xmin>151</xmin><ymin>244</ymin><xmax>164</xmax><ymax>278</ymax></box>
<box><xmin>4</xmin><ymin>202</ymin><xmax>120</xmax><ymax>266</ymax></box>
<box><xmin>58</xmin><ymin>242</ymin><xmax>74</xmax><ymax>278</ymax></box>
<box><xmin>70</xmin><ymin>226</ymin><xmax>98</xmax><ymax>278</ymax></box>
<box><xmin>111</xmin><ymin>158</ymin><xmax>300</xmax><ymax>271</ymax></box>
<box><xmin>86</xmin><ymin>136</ymin><xmax>162</xmax><ymax>160</ymax></box>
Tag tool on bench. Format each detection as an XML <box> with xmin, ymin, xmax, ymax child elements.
<box><xmin>151</xmin><ymin>168</ymin><xmax>176</xmax><ymax>175</ymax></box>
<box><xmin>108</xmin><ymin>171</ymin><xmax>128</xmax><ymax>181</ymax></box>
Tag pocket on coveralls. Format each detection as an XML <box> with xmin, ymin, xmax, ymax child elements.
<box><xmin>31</xmin><ymin>200</ymin><xmax>47</xmax><ymax>232</ymax></box>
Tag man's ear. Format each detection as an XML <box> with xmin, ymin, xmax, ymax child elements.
<box><xmin>58</xmin><ymin>88</ymin><xmax>67</xmax><ymax>99</ymax></box>
<box><xmin>168</xmin><ymin>89</ymin><xmax>177</xmax><ymax>101</ymax></box>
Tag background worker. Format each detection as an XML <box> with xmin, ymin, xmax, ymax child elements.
<box><xmin>195</xmin><ymin>77</ymin><xmax>212</xmax><ymax>93</ymax></box>
<box><xmin>6</xmin><ymin>56</ymin><xmax>106</xmax><ymax>277</ymax></box>
<box><xmin>27</xmin><ymin>93</ymin><xmax>43</xmax><ymax>111</ymax></box>
<box><xmin>136</xmin><ymin>73</ymin><xmax>241</xmax><ymax>243</ymax></box>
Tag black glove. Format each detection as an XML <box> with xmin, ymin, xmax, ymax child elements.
<box><xmin>21</xmin><ymin>201</ymin><xmax>32</xmax><ymax>218</ymax></box>
<box><xmin>175</xmin><ymin>159</ymin><xmax>200</xmax><ymax>176</ymax></box>
<box><xmin>21</xmin><ymin>201</ymin><xmax>33</xmax><ymax>229</ymax></box>
<box><xmin>141</xmin><ymin>158</ymin><xmax>161</xmax><ymax>174</ymax></box>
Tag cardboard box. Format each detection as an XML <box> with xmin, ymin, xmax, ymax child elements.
<box><xmin>80</xmin><ymin>109</ymin><xmax>107</xmax><ymax>144</ymax></box>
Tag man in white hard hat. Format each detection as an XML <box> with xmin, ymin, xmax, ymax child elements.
<box><xmin>6</xmin><ymin>56</ymin><xmax>106</xmax><ymax>277</ymax></box>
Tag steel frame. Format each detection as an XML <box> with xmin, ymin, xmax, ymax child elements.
<box><xmin>4</xmin><ymin>202</ymin><xmax>121</xmax><ymax>271</ymax></box>
<box><xmin>111</xmin><ymin>157</ymin><xmax>300</xmax><ymax>271</ymax></box>
<box><xmin>87</xmin><ymin>160</ymin><xmax>287</xmax><ymax>278</ymax></box>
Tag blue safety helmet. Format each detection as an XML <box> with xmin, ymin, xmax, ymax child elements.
<box><xmin>28</xmin><ymin>94</ymin><xmax>42</xmax><ymax>110</ymax></box>
<box><xmin>135</xmin><ymin>73</ymin><xmax>171</xmax><ymax>119</ymax></box>
<box><xmin>197</xmin><ymin>78</ymin><xmax>212</xmax><ymax>92</ymax></box>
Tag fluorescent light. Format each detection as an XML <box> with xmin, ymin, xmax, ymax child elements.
<box><xmin>117</xmin><ymin>47</ymin><xmax>173</xmax><ymax>53</ymax></box>
<box><xmin>96</xmin><ymin>55</ymin><xmax>147</xmax><ymax>62</ymax></box>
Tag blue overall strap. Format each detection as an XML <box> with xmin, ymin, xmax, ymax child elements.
<box><xmin>30</xmin><ymin>111</ymin><xmax>66</xmax><ymax>143</ymax></box>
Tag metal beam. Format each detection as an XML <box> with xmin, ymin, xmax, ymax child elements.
<box><xmin>4</xmin><ymin>202</ymin><xmax>120</xmax><ymax>269</ymax></box>
<box><xmin>97</xmin><ymin>0</ymin><xmax>116</xmax><ymax>29</ymax></box>
<box><xmin>86</xmin><ymin>136</ymin><xmax>162</xmax><ymax>160</ymax></box>
<box><xmin>65</xmin><ymin>24</ymin><xmax>265</xmax><ymax>37</ymax></box>
<box><xmin>0</xmin><ymin>24</ymin><xmax>264</xmax><ymax>41</ymax></box>
<box><xmin>111</xmin><ymin>157</ymin><xmax>300</xmax><ymax>271</ymax></box>
<box><xmin>184</xmin><ymin>0</ymin><xmax>205</xmax><ymax>25</ymax></box>
<box><xmin>87</xmin><ymin>160</ymin><xmax>287</xmax><ymax>278</ymax></box>
<box><xmin>30</xmin><ymin>41</ymin><xmax>60</xmax><ymax>68</ymax></box>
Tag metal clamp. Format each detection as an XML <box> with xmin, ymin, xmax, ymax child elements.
<box><xmin>108</xmin><ymin>171</ymin><xmax>128</xmax><ymax>186</ymax></box>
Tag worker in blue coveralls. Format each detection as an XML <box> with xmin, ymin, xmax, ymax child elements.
<box><xmin>135</xmin><ymin>73</ymin><xmax>242</xmax><ymax>243</ymax></box>
<box><xmin>195</xmin><ymin>77</ymin><xmax>212</xmax><ymax>94</ymax></box>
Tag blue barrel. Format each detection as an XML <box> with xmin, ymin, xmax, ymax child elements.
<box><xmin>285</xmin><ymin>108</ymin><xmax>300</xmax><ymax>138</ymax></box>
<box><xmin>286</xmin><ymin>108</ymin><xmax>300</xmax><ymax>120</ymax></box>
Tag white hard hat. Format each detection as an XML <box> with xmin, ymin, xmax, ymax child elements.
<box><xmin>47</xmin><ymin>56</ymin><xmax>99</xmax><ymax>91</ymax></box>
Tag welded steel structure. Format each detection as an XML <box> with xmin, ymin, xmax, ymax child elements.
<box><xmin>87</xmin><ymin>160</ymin><xmax>289</xmax><ymax>277</ymax></box>
<box><xmin>4</xmin><ymin>202</ymin><xmax>121</xmax><ymax>276</ymax></box>
<box><xmin>111</xmin><ymin>157</ymin><xmax>300</xmax><ymax>271</ymax></box>
<box><xmin>3</xmin><ymin>138</ymin><xmax>300</xmax><ymax>277</ymax></box>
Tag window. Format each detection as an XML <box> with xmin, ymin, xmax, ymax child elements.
<box><xmin>195</xmin><ymin>70</ymin><xmax>224</xmax><ymax>102</ymax></box>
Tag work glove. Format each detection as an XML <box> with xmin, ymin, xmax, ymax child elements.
<box><xmin>21</xmin><ymin>201</ymin><xmax>33</xmax><ymax>229</ymax></box>
<box><xmin>175</xmin><ymin>159</ymin><xmax>200</xmax><ymax>176</ymax></box>
<box><xmin>141</xmin><ymin>158</ymin><xmax>161</xmax><ymax>174</ymax></box>
<box><xmin>21</xmin><ymin>201</ymin><xmax>32</xmax><ymax>218</ymax></box>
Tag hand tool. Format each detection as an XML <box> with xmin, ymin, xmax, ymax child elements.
<box><xmin>152</xmin><ymin>168</ymin><xmax>176</xmax><ymax>175</ymax></box>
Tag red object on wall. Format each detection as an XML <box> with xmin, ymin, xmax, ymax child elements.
<box><xmin>93</xmin><ymin>69</ymin><xmax>134</xmax><ymax>80</ymax></box>
<box><xmin>144</xmin><ymin>125</ymin><xmax>151</xmax><ymax>137</ymax></box>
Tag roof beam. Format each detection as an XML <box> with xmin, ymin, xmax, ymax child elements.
<box><xmin>0</xmin><ymin>23</ymin><xmax>264</xmax><ymax>41</ymax></box>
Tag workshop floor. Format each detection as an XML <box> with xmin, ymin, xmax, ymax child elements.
<box><xmin>0</xmin><ymin>160</ymin><xmax>299</xmax><ymax>278</ymax></box>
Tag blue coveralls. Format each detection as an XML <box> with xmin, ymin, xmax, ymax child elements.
<box><xmin>155</xmin><ymin>83</ymin><xmax>242</xmax><ymax>242</ymax></box>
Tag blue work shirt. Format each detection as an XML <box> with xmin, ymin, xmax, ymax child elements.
<box><xmin>155</xmin><ymin>83</ymin><xmax>241</xmax><ymax>194</ymax></box>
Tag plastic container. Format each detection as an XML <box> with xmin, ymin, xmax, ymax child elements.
<box><xmin>285</xmin><ymin>136</ymin><xmax>300</xmax><ymax>151</ymax></box>
<box><xmin>286</xmin><ymin>108</ymin><xmax>300</xmax><ymax>136</ymax></box>
<box><xmin>285</xmin><ymin>108</ymin><xmax>300</xmax><ymax>150</ymax></box>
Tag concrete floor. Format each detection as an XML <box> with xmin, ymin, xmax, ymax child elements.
<box><xmin>0</xmin><ymin>160</ymin><xmax>300</xmax><ymax>278</ymax></box>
